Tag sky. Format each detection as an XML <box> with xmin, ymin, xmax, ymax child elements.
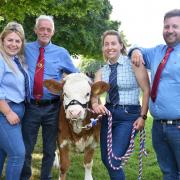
<box><xmin>110</xmin><ymin>0</ymin><xmax>180</xmax><ymax>47</ymax></box>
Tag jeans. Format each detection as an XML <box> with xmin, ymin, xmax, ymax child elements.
<box><xmin>0</xmin><ymin>102</ymin><xmax>25</xmax><ymax>180</ymax></box>
<box><xmin>20</xmin><ymin>102</ymin><xmax>60</xmax><ymax>180</ymax></box>
<box><xmin>152</xmin><ymin>120</ymin><xmax>180</xmax><ymax>180</ymax></box>
<box><xmin>100</xmin><ymin>104</ymin><xmax>140</xmax><ymax>180</ymax></box>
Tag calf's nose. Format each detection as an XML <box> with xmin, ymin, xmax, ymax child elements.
<box><xmin>69</xmin><ymin>109</ymin><xmax>82</xmax><ymax>119</ymax></box>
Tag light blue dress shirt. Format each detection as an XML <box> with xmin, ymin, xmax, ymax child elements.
<box><xmin>0</xmin><ymin>54</ymin><xmax>25</xmax><ymax>103</ymax></box>
<box><xmin>101</xmin><ymin>55</ymin><xmax>140</xmax><ymax>105</ymax></box>
<box><xmin>25</xmin><ymin>41</ymin><xmax>78</xmax><ymax>100</ymax></box>
<box><xmin>140</xmin><ymin>43</ymin><xmax>180</xmax><ymax>120</ymax></box>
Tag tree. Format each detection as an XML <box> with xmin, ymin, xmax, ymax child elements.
<box><xmin>0</xmin><ymin>0</ymin><xmax>123</xmax><ymax>59</ymax></box>
<box><xmin>79</xmin><ymin>56</ymin><xmax>104</xmax><ymax>73</ymax></box>
<box><xmin>78</xmin><ymin>30</ymin><xmax>130</xmax><ymax>74</ymax></box>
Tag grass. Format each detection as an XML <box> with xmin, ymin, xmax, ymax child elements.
<box><xmin>23</xmin><ymin>116</ymin><xmax>162</xmax><ymax>180</ymax></box>
<box><xmin>1</xmin><ymin>115</ymin><xmax>163</xmax><ymax>180</ymax></box>
<box><xmin>1</xmin><ymin>93</ymin><xmax>163</xmax><ymax>179</ymax></box>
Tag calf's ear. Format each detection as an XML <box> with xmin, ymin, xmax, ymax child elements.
<box><xmin>91</xmin><ymin>81</ymin><xmax>110</xmax><ymax>95</ymax></box>
<box><xmin>44</xmin><ymin>79</ymin><xmax>64</xmax><ymax>95</ymax></box>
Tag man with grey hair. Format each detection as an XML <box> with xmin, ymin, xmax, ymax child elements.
<box><xmin>20</xmin><ymin>15</ymin><xmax>78</xmax><ymax>180</ymax></box>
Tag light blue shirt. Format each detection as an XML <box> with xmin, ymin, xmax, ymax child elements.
<box><xmin>140</xmin><ymin>43</ymin><xmax>180</xmax><ymax>119</ymax></box>
<box><xmin>25</xmin><ymin>41</ymin><xmax>78</xmax><ymax>99</ymax></box>
<box><xmin>101</xmin><ymin>55</ymin><xmax>140</xmax><ymax>105</ymax></box>
<box><xmin>0</xmin><ymin>54</ymin><xmax>25</xmax><ymax>103</ymax></box>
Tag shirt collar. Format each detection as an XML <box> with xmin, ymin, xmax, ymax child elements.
<box><xmin>107</xmin><ymin>55</ymin><xmax>126</xmax><ymax>66</ymax></box>
<box><xmin>13</xmin><ymin>55</ymin><xmax>18</xmax><ymax>60</ymax></box>
<box><xmin>173</xmin><ymin>42</ymin><xmax>180</xmax><ymax>50</ymax></box>
<box><xmin>35</xmin><ymin>40</ymin><xmax>52</xmax><ymax>50</ymax></box>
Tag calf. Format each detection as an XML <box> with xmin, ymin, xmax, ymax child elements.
<box><xmin>44</xmin><ymin>73</ymin><xmax>109</xmax><ymax>180</ymax></box>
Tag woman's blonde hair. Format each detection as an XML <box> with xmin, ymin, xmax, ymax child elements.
<box><xmin>0</xmin><ymin>21</ymin><xmax>25</xmax><ymax>72</ymax></box>
<box><xmin>101</xmin><ymin>30</ymin><xmax>127</xmax><ymax>61</ymax></box>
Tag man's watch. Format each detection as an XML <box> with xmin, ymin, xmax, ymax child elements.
<box><xmin>140</xmin><ymin>114</ymin><xmax>147</xmax><ymax>120</ymax></box>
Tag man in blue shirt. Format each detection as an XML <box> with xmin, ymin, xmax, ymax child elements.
<box><xmin>130</xmin><ymin>9</ymin><xmax>180</xmax><ymax>180</ymax></box>
<box><xmin>20</xmin><ymin>15</ymin><xmax>78</xmax><ymax>180</ymax></box>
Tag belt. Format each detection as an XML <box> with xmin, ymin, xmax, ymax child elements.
<box><xmin>105</xmin><ymin>103</ymin><xmax>140</xmax><ymax>108</ymax></box>
<box><xmin>29</xmin><ymin>98</ymin><xmax>59</xmax><ymax>106</ymax></box>
<box><xmin>160</xmin><ymin>119</ymin><xmax>180</xmax><ymax>125</ymax></box>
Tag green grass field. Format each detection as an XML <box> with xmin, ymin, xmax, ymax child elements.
<box><xmin>26</xmin><ymin>115</ymin><xmax>162</xmax><ymax>180</ymax></box>
<box><xmin>1</xmin><ymin>117</ymin><xmax>162</xmax><ymax>180</ymax></box>
<box><xmin>1</xmin><ymin>116</ymin><xmax>162</xmax><ymax>180</ymax></box>
<box><xmin>1</xmin><ymin>94</ymin><xmax>163</xmax><ymax>179</ymax></box>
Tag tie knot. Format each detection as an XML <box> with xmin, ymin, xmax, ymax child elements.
<box><xmin>14</xmin><ymin>56</ymin><xmax>20</xmax><ymax>63</ymax></box>
<box><xmin>109</xmin><ymin>63</ymin><xmax>118</xmax><ymax>70</ymax></box>
<box><xmin>39</xmin><ymin>47</ymin><xmax>44</xmax><ymax>53</ymax></box>
<box><xmin>167</xmin><ymin>47</ymin><xmax>174</xmax><ymax>53</ymax></box>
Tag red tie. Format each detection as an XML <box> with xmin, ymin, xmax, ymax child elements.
<box><xmin>151</xmin><ymin>47</ymin><xmax>173</xmax><ymax>102</ymax></box>
<box><xmin>33</xmin><ymin>47</ymin><xmax>45</xmax><ymax>100</ymax></box>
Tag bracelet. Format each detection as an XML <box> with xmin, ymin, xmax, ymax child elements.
<box><xmin>140</xmin><ymin>114</ymin><xmax>147</xmax><ymax>120</ymax></box>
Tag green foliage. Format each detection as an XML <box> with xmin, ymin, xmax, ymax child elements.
<box><xmin>0</xmin><ymin>16</ymin><xmax>4</xmax><ymax>21</ymax></box>
<box><xmin>0</xmin><ymin>0</ymin><xmax>123</xmax><ymax>59</ymax></box>
<box><xmin>78</xmin><ymin>29</ymin><xmax>130</xmax><ymax>74</ymax></box>
<box><xmin>0</xmin><ymin>0</ymin><xmax>48</xmax><ymax>22</ymax></box>
<box><xmin>78</xmin><ymin>56</ymin><xmax>105</xmax><ymax>75</ymax></box>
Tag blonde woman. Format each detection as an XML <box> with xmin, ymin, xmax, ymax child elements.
<box><xmin>0</xmin><ymin>22</ymin><xmax>27</xmax><ymax>180</ymax></box>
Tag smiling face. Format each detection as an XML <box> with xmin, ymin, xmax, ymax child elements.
<box><xmin>102</xmin><ymin>34</ymin><xmax>123</xmax><ymax>63</ymax></box>
<box><xmin>163</xmin><ymin>16</ymin><xmax>180</xmax><ymax>47</ymax></box>
<box><xmin>34</xmin><ymin>19</ymin><xmax>54</xmax><ymax>46</ymax></box>
<box><xmin>2</xmin><ymin>32</ymin><xmax>22</xmax><ymax>57</ymax></box>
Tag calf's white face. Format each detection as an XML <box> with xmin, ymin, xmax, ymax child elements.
<box><xmin>44</xmin><ymin>73</ymin><xmax>109</xmax><ymax>134</ymax></box>
<box><xmin>63</xmin><ymin>74</ymin><xmax>91</xmax><ymax>121</ymax></box>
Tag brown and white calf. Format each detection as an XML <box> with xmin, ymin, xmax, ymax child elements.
<box><xmin>44</xmin><ymin>73</ymin><xmax>109</xmax><ymax>180</ymax></box>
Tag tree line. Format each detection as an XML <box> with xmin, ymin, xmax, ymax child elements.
<box><xmin>0</xmin><ymin>0</ymin><xmax>129</xmax><ymax>71</ymax></box>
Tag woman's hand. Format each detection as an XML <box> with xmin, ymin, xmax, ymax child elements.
<box><xmin>92</xmin><ymin>103</ymin><xmax>108</xmax><ymax>115</ymax></box>
<box><xmin>133</xmin><ymin>117</ymin><xmax>145</xmax><ymax>130</ymax></box>
<box><xmin>5</xmin><ymin>110</ymin><xmax>20</xmax><ymax>125</ymax></box>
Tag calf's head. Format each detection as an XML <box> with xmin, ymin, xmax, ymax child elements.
<box><xmin>44</xmin><ymin>73</ymin><xmax>109</xmax><ymax>126</ymax></box>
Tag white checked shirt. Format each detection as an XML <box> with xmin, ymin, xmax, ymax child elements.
<box><xmin>101</xmin><ymin>55</ymin><xmax>140</xmax><ymax>105</ymax></box>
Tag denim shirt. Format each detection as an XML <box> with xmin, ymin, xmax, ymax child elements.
<box><xmin>25</xmin><ymin>41</ymin><xmax>78</xmax><ymax>99</ymax></box>
<box><xmin>101</xmin><ymin>55</ymin><xmax>140</xmax><ymax>105</ymax></box>
<box><xmin>139</xmin><ymin>43</ymin><xmax>180</xmax><ymax>119</ymax></box>
<box><xmin>0</xmin><ymin>54</ymin><xmax>25</xmax><ymax>103</ymax></box>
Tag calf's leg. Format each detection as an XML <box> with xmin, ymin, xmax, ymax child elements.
<box><xmin>84</xmin><ymin>148</ymin><xmax>94</xmax><ymax>180</ymax></box>
<box><xmin>59</xmin><ymin>145</ymin><xmax>70</xmax><ymax>180</ymax></box>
